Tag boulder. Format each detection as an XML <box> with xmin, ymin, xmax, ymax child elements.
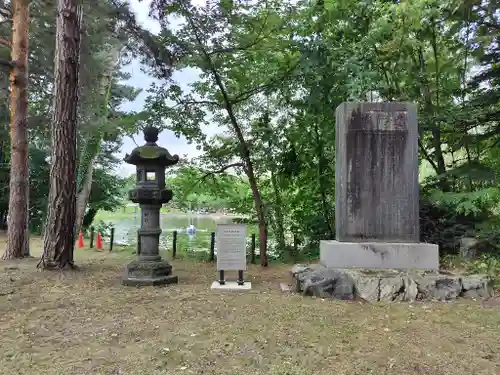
<box><xmin>459</xmin><ymin>237</ymin><xmax>479</xmax><ymax>258</ymax></box>
<box><xmin>293</xmin><ymin>265</ymin><xmax>356</xmax><ymax>299</ymax></box>
<box><xmin>416</xmin><ymin>275</ymin><xmax>462</xmax><ymax>301</ymax></box>
<box><xmin>291</xmin><ymin>264</ymin><xmax>494</xmax><ymax>302</ymax></box>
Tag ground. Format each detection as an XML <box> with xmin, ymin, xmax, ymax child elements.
<box><xmin>0</xmin><ymin>237</ymin><xmax>499</xmax><ymax>375</ymax></box>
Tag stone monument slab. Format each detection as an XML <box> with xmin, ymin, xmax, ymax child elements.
<box><xmin>321</xmin><ymin>102</ymin><xmax>439</xmax><ymax>270</ymax></box>
<box><xmin>335</xmin><ymin>102</ymin><xmax>419</xmax><ymax>242</ymax></box>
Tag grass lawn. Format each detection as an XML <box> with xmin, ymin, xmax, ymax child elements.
<box><xmin>0</xmin><ymin>237</ymin><xmax>500</xmax><ymax>375</ymax></box>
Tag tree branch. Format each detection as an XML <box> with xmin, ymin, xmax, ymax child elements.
<box><xmin>0</xmin><ymin>59</ymin><xmax>14</xmax><ymax>68</ymax></box>
<box><xmin>181</xmin><ymin>162</ymin><xmax>245</xmax><ymax>199</ymax></box>
<box><xmin>481</xmin><ymin>21</ymin><xmax>500</xmax><ymax>30</ymax></box>
<box><xmin>228</xmin><ymin>61</ymin><xmax>300</xmax><ymax>105</ymax></box>
<box><xmin>0</xmin><ymin>6</ymin><xmax>11</xmax><ymax>19</ymax></box>
<box><xmin>174</xmin><ymin>99</ymin><xmax>221</xmax><ymax>108</ymax></box>
<box><xmin>207</xmin><ymin>11</ymin><xmax>270</xmax><ymax>56</ymax></box>
<box><xmin>200</xmin><ymin>162</ymin><xmax>244</xmax><ymax>181</ymax></box>
<box><xmin>418</xmin><ymin>138</ymin><xmax>439</xmax><ymax>173</ymax></box>
<box><xmin>0</xmin><ymin>38</ymin><xmax>11</xmax><ymax>48</ymax></box>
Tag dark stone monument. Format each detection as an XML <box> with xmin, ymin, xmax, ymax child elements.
<box><xmin>122</xmin><ymin>126</ymin><xmax>180</xmax><ymax>286</ymax></box>
<box><xmin>320</xmin><ymin>102</ymin><xmax>439</xmax><ymax>270</ymax></box>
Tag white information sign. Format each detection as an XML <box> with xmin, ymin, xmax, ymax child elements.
<box><xmin>216</xmin><ymin>224</ymin><xmax>247</xmax><ymax>271</ymax></box>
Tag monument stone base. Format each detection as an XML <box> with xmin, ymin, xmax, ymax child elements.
<box><xmin>320</xmin><ymin>240</ymin><xmax>439</xmax><ymax>270</ymax></box>
<box><xmin>122</xmin><ymin>260</ymin><xmax>178</xmax><ymax>286</ymax></box>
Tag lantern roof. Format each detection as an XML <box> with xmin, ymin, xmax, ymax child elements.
<box><xmin>124</xmin><ymin>126</ymin><xmax>180</xmax><ymax>167</ymax></box>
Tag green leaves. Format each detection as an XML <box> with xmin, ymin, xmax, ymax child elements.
<box><xmin>126</xmin><ymin>0</ymin><xmax>500</xmax><ymax>257</ymax></box>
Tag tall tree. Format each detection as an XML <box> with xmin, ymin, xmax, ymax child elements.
<box><xmin>41</xmin><ymin>0</ymin><xmax>82</xmax><ymax>268</ymax></box>
<box><xmin>146</xmin><ymin>0</ymin><xmax>299</xmax><ymax>266</ymax></box>
<box><xmin>1</xmin><ymin>0</ymin><xmax>30</xmax><ymax>259</ymax></box>
<box><xmin>75</xmin><ymin>46</ymin><xmax>122</xmax><ymax>232</ymax></box>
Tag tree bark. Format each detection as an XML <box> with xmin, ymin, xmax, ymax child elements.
<box><xmin>246</xmin><ymin>169</ymin><xmax>268</xmax><ymax>266</ymax></box>
<box><xmin>313</xmin><ymin>122</ymin><xmax>334</xmax><ymax>237</ymax></box>
<box><xmin>75</xmin><ymin>158</ymin><xmax>94</xmax><ymax>232</ymax></box>
<box><xmin>3</xmin><ymin>0</ymin><xmax>30</xmax><ymax>260</ymax></box>
<box><xmin>41</xmin><ymin>0</ymin><xmax>82</xmax><ymax>268</ymax></box>
<box><xmin>82</xmin><ymin>207</ymin><xmax>98</xmax><ymax>230</ymax></box>
<box><xmin>266</xmin><ymin>130</ymin><xmax>286</xmax><ymax>252</ymax></box>
<box><xmin>270</xmin><ymin>169</ymin><xmax>286</xmax><ymax>250</ymax></box>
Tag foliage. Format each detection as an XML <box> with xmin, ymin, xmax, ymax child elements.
<box><xmin>165</xmin><ymin>165</ymin><xmax>251</xmax><ymax>213</ymax></box>
<box><xmin>0</xmin><ymin>0</ymin><xmax>150</xmax><ymax>238</ymax></box>
<box><xmin>93</xmin><ymin>220</ymin><xmax>115</xmax><ymax>239</ymax></box>
<box><xmin>89</xmin><ymin>168</ymin><xmax>126</xmax><ymax>213</ymax></box>
<box><xmin>121</xmin><ymin>0</ymin><xmax>500</xmax><ymax>263</ymax></box>
<box><xmin>441</xmin><ymin>254</ymin><xmax>500</xmax><ymax>289</ymax></box>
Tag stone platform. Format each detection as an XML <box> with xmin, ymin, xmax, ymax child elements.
<box><xmin>122</xmin><ymin>260</ymin><xmax>178</xmax><ymax>287</ymax></box>
<box><xmin>291</xmin><ymin>264</ymin><xmax>494</xmax><ymax>302</ymax></box>
<box><xmin>320</xmin><ymin>240</ymin><xmax>439</xmax><ymax>270</ymax></box>
<box><xmin>210</xmin><ymin>281</ymin><xmax>252</xmax><ymax>291</ymax></box>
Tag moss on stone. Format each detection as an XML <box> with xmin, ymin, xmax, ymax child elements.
<box><xmin>135</xmin><ymin>145</ymin><xmax>165</xmax><ymax>159</ymax></box>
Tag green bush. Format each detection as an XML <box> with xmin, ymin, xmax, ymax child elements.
<box><xmin>420</xmin><ymin>187</ymin><xmax>500</xmax><ymax>256</ymax></box>
<box><xmin>441</xmin><ymin>254</ymin><xmax>500</xmax><ymax>289</ymax></box>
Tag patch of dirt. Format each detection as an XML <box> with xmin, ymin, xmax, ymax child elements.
<box><xmin>0</xmin><ymin>237</ymin><xmax>499</xmax><ymax>374</ymax></box>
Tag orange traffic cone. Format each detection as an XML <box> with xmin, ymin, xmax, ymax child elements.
<box><xmin>96</xmin><ymin>232</ymin><xmax>103</xmax><ymax>249</ymax></box>
<box><xmin>77</xmin><ymin>231</ymin><xmax>84</xmax><ymax>248</ymax></box>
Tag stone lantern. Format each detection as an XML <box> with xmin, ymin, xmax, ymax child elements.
<box><xmin>122</xmin><ymin>126</ymin><xmax>180</xmax><ymax>286</ymax></box>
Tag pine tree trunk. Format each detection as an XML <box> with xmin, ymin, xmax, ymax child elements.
<box><xmin>41</xmin><ymin>0</ymin><xmax>82</xmax><ymax>269</ymax></box>
<box><xmin>3</xmin><ymin>0</ymin><xmax>30</xmax><ymax>260</ymax></box>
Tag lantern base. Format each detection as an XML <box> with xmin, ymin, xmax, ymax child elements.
<box><xmin>122</xmin><ymin>259</ymin><xmax>178</xmax><ymax>287</ymax></box>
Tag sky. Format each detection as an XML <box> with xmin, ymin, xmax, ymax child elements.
<box><xmin>116</xmin><ymin>0</ymin><xmax>213</xmax><ymax>176</ymax></box>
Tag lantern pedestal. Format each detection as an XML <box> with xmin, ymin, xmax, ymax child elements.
<box><xmin>122</xmin><ymin>260</ymin><xmax>178</xmax><ymax>286</ymax></box>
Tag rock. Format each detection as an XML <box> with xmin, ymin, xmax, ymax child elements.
<box><xmin>459</xmin><ymin>237</ymin><xmax>479</xmax><ymax>258</ymax></box>
<box><xmin>291</xmin><ymin>263</ymin><xmax>324</xmax><ymax>277</ymax></box>
<box><xmin>379</xmin><ymin>277</ymin><xmax>404</xmax><ymax>302</ymax></box>
<box><xmin>291</xmin><ymin>263</ymin><xmax>325</xmax><ymax>292</ymax></box>
<box><xmin>291</xmin><ymin>264</ymin><xmax>494</xmax><ymax>303</ymax></box>
<box><xmin>401</xmin><ymin>277</ymin><xmax>419</xmax><ymax>301</ymax></box>
<box><xmin>351</xmin><ymin>273</ymin><xmax>380</xmax><ymax>303</ymax></box>
<box><xmin>298</xmin><ymin>267</ymin><xmax>356</xmax><ymax>300</ymax></box>
<box><xmin>462</xmin><ymin>289</ymin><xmax>481</xmax><ymax>299</ymax></box>
<box><xmin>460</xmin><ymin>275</ymin><xmax>494</xmax><ymax>298</ymax></box>
<box><xmin>280</xmin><ymin>283</ymin><xmax>291</xmax><ymax>292</ymax></box>
<box><xmin>415</xmin><ymin>276</ymin><xmax>462</xmax><ymax>301</ymax></box>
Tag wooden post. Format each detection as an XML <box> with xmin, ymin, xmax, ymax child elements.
<box><xmin>109</xmin><ymin>227</ymin><xmax>114</xmax><ymax>252</ymax></box>
<box><xmin>137</xmin><ymin>231</ymin><xmax>141</xmax><ymax>255</ymax></box>
<box><xmin>251</xmin><ymin>233</ymin><xmax>256</xmax><ymax>264</ymax></box>
<box><xmin>172</xmin><ymin>230</ymin><xmax>177</xmax><ymax>259</ymax></box>
<box><xmin>209</xmin><ymin>231</ymin><xmax>215</xmax><ymax>261</ymax></box>
<box><xmin>89</xmin><ymin>226</ymin><xmax>94</xmax><ymax>248</ymax></box>
<box><xmin>293</xmin><ymin>233</ymin><xmax>298</xmax><ymax>262</ymax></box>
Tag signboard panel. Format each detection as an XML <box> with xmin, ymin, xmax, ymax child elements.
<box><xmin>216</xmin><ymin>224</ymin><xmax>247</xmax><ymax>271</ymax></box>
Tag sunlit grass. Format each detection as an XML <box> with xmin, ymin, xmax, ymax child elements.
<box><xmin>0</xmin><ymin>240</ymin><xmax>499</xmax><ymax>375</ymax></box>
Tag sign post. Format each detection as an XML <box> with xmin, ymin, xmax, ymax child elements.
<box><xmin>211</xmin><ymin>223</ymin><xmax>252</xmax><ymax>290</ymax></box>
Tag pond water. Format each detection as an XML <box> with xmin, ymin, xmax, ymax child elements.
<box><xmin>98</xmin><ymin>213</ymin><xmax>243</xmax><ymax>253</ymax></box>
